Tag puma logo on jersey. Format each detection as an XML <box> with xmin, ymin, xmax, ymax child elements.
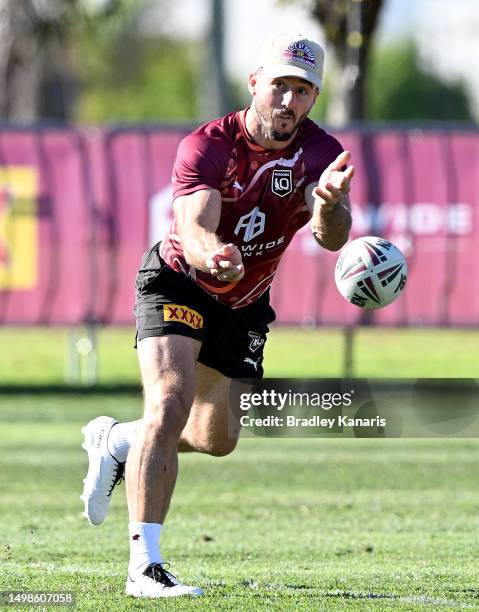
<box><xmin>234</xmin><ymin>206</ymin><xmax>266</xmax><ymax>242</ymax></box>
<box><xmin>233</xmin><ymin>181</ymin><xmax>244</xmax><ymax>192</ymax></box>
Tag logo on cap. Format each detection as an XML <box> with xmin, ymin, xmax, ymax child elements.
<box><xmin>281</xmin><ymin>42</ymin><xmax>316</xmax><ymax>68</ymax></box>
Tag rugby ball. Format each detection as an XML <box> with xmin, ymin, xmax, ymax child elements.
<box><xmin>335</xmin><ymin>236</ymin><xmax>407</xmax><ymax>309</ymax></box>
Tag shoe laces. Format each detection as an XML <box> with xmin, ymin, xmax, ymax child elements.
<box><xmin>107</xmin><ymin>460</ymin><xmax>124</xmax><ymax>497</ymax></box>
<box><xmin>144</xmin><ymin>562</ymin><xmax>177</xmax><ymax>588</ymax></box>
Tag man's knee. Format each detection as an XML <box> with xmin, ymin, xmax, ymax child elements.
<box><xmin>143</xmin><ymin>386</ymin><xmax>192</xmax><ymax>440</ymax></box>
<box><xmin>197</xmin><ymin>436</ymin><xmax>239</xmax><ymax>457</ymax></box>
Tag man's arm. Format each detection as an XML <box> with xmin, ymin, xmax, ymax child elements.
<box><xmin>173</xmin><ymin>188</ymin><xmax>244</xmax><ymax>282</ymax></box>
<box><xmin>305</xmin><ymin>150</ymin><xmax>354</xmax><ymax>251</ymax></box>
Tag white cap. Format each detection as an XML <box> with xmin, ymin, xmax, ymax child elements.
<box><xmin>256</xmin><ymin>33</ymin><xmax>324</xmax><ymax>89</ymax></box>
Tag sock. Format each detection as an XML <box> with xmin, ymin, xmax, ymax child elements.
<box><xmin>128</xmin><ymin>522</ymin><xmax>163</xmax><ymax>576</ymax></box>
<box><xmin>107</xmin><ymin>420</ymin><xmax>141</xmax><ymax>462</ymax></box>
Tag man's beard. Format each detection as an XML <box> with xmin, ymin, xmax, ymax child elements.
<box><xmin>254</xmin><ymin>101</ymin><xmax>310</xmax><ymax>142</ymax></box>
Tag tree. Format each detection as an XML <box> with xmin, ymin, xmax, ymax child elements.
<box><xmin>0</xmin><ymin>0</ymin><xmax>97</xmax><ymax>121</ymax></box>
<box><xmin>280</xmin><ymin>0</ymin><xmax>384</xmax><ymax>124</ymax></box>
<box><xmin>0</xmin><ymin>0</ymin><xmax>156</xmax><ymax>123</ymax></box>
<box><xmin>367</xmin><ymin>41</ymin><xmax>473</xmax><ymax>121</ymax></box>
<box><xmin>76</xmin><ymin>35</ymin><xmax>199</xmax><ymax>123</ymax></box>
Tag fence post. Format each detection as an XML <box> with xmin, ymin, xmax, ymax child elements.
<box><xmin>65</xmin><ymin>326</ymin><xmax>98</xmax><ymax>386</ymax></box>
<box><xmin>343</xmin><ymin>326</ymin><xmax>355</xmax><ymax>378</ymax></box>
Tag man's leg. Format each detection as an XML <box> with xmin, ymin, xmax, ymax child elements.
<box><xmin>125</xmin><ymin>334</ymin><xmax>203</xmax><ymax>597</ymax></box>
<box><xmin>179</xmin><ymin>362</ymin><xmax>241</xmax><ymax>455</ymax></box>
<box><xmin>108</xmin><ymin>362</ymin><xmax>241</xmax><ymax>458</ymax></box>
<box><xmin>81</xmin><ymin>362</ymin><xmax>242</xmax><ymax>526</ymax></box>
<box><xmin>127</xmin><ymin>334</ymin><xmax>198</xmax><ymax>522</ymax></box>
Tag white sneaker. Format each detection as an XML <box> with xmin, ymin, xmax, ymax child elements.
<box><xmin>80</xmin><ymin>416</ymin><xmax>124</xmax><ymax>526</ymax></box>
<box><xmin>126</xmin><ymin>563</ymin><xmax>203</xmax><ymax>598</ymax></box>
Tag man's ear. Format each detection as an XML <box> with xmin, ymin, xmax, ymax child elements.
<box><xmin>248</xmin><ymin>72</ymin><xmax>258</xmax><ymax>96</ymax></box>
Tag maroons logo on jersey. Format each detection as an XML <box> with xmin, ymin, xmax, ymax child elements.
<box><xmin>281</xmin><ymin>42</ymin><xmax>316</xmax><ymax>67</ymax></box>
<box><xmin>271</xmin><ymin>169</ymin><xmax>293</xmax><ymax>197</ymax></box>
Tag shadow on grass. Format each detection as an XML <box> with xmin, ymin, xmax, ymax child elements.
<box><xmin>0</xmin><ymin>384</ymin><xmax>141</xmax><ymax>395</ymax></box>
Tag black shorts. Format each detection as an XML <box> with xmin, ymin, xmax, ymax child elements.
<box><xmin>134</xmin><ymin>243</ymin><xmax>276</xmax><ymax>379</ymax></box>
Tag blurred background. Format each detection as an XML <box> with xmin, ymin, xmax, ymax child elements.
<box><xmin>0</xmin><ymin>0</ymin><xmax>478</xmax><ymax>385</ymax></box>
<box><xmin>0</xmin><ymin>0</ymin><xmax>477</xmax><ymax>125</ymax></box>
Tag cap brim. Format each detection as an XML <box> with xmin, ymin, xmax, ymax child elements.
<box><xmin>261</xmin><ymin>64</ymin><xmax>322</xmax><ymax>89</ymax></box>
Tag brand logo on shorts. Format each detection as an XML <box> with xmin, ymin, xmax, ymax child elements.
<box><xmin>234</xmin><ymin>206</ymin><xmax>266</xmax><ymax>242</ymax></box>
<box><xmin>163</xmin><ymin>304</ymin><xmax>204</xmax><ymax>330</ymax></box>
<box><xmin>271</xmin><ymin>169</ymin><xmax>293</xmax><ymax>197</ymax></box>
<box><xmin>244</xmin><ymin>356</ymin><xmax>260</xmax><ymax>371</ymax></box>
<box><xmin>248</xmin><ymin>331</ymin><xmax>265</xmax><ymax>353</ymax></box>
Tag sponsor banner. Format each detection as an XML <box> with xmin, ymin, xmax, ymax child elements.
<box><xmin>229</xmin><ymin>378</ymin><xmax>479</xmax><ymax>438</ymax></box>
<box><xmin>0</xmin><ymin>131</ymin><xmax>92</xmax><ymax>324</ymax></box>
<box><xmin>0</xmin><ymin>166</ymin><xmax>38</xmax><ymax>290</ymax></box>
<box><xmin>271</xmin><ymin>130</ymin><xmax>479</xmax><ymax>326</ymax></box>
<box><xmin>91</xmin><ymin>129</ymin><xmax>185</xmax><ymax>324</ymax></box>
<box><xmin>0</xmin><ymin>128</ymin><xmax>477</xmax><ymax>326</ymax></box>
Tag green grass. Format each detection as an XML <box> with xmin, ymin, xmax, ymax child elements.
<box><xmin>0</xmin><ymin>326</ymin><xmax>478</xmax><ymax>385</ymax></box>
<box><xmin>1</xmin><ymin>396</ymin><xmax>479</xmax><ymax>610</ymax></box>
<box><xmin>0</xmin><ymin>327</ymin><xmax>478</xmax><ymax>608</ymax></box>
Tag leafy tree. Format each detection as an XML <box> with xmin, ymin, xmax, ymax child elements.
<box><xmin>0</xmin><ymin>0</ymin><xmax>200</xmax><ymax>123</ymax></box>
<box><xmin>0</xmin><ymin>0</ymin><xmax>122</xmax><ymax>121</ymax></box>
<box><xmin>75</xmin><ymin>33</ymin><xmax>200</xmax><ymax>123</ymax></box>
<box><xmin>367</xmin><ymin>41</ymin><xmax>473</xmax><ymax>121</ymax></box>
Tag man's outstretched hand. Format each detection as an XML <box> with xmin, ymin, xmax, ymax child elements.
<box><xmin>314</xmin><ymin>150</ymin><xmax>354</xmax><ymax>211</ymax></box>
<box><xmin>205</xmin><ymin>243</ymin><xmax>244</xmax><ymax>283</ymax></box>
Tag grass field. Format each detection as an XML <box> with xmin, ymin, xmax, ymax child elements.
<box><xmin>1</xmin><ymin>397</ymin><xmax>478</xmax><ymax>610</ymax></box>
<box><xmin>1</xmin><ymin>326</ymin><xmax>478</xmax><ymax>384</ymax></box>
<box><xmin>0</xmin><ymin>327</ymin><xmax>478</xmax><ymax>610</ymax></box>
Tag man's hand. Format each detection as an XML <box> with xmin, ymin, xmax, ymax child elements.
<box><xmin>306</xmin><ymin>150</ymin><xmax>354</xmax><ymax>251</ymax></box>
<box><xmin>314</xmin><ymin>150</ymin><xmax>354</xmax><ymax>211</ymax></box>
<box><xmin>206</xmin><ymin>243</ymin><xmax>244</xmax><ymax>283</ymax></box>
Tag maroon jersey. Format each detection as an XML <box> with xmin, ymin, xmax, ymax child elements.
<box><xmin>160</xmin><ymin>109</ymin><xmax>343</xmax><ymax>308</ymax></box>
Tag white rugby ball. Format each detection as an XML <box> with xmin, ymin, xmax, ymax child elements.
<box><xmin>335</xmin><ymin>236</ymin><xmax>407</xmax><ymax>309</ymax></box>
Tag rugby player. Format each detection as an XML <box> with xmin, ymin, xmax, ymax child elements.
<box><xmin>81</xmin><ymin>33</ymin><xmax>354</xmax><ymax>598</ymax></box>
